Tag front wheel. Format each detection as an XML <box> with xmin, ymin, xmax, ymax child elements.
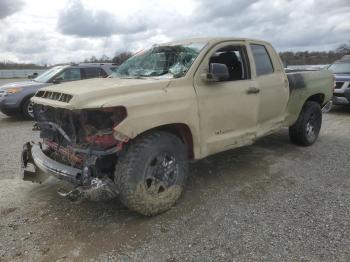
<box><xmin>21</xmin><ymin>97</ymin><xmax>34</xmax><ymax>119</ymax></box>
<box><xmin>114</xmin><ymin>131</ymin><xmax>188</xmax><ymax>216</ymax></box>
<box><xmin>289</xmin><ymin>101</ymin><xmax>322</xmax><ymax>146</ymax></box>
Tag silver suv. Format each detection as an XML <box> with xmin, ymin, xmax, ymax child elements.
<box><xmin>328</xmin><ymin>57</ymin><xmax>350</xmax><ymax>105</ymax></box>
<box><xmin>0</xmin><ymin>63</ymin><xmax>115</xmax><ymax>119</ymax></box>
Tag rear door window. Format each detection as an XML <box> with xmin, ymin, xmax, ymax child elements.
<box><xmin>83</xmin><ymin>67</ymin><xmax>106</xmax><ymax>79</ymax></box>
<box><xmin>250</xmin><ymin>44</ymin><xmax>274</xmax><ymax>76</ymax></box>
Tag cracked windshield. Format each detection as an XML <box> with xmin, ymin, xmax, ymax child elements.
<box><xmin>111</xmin><ymin>42</ymin><xmax>206</xmax><ymax>78</ymax></box>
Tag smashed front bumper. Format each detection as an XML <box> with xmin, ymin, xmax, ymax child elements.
<box><xmin>21</xmin><ymin>142</ymin><xmax>118</xmax><ymax>201</ymax></box>
<box><xmin>21</xmin><ymin>142</ymin><xmax>82</xmax><ymax>184</ymax></box>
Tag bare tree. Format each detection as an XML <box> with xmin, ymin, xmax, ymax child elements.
<box><xmin>112</xmin><ymin>52</ymin><xmax>133</xmax><ymax>65</ymax></box>
<box><xmin>336</xmin><ymin>43</ymin><xmax>350</xmax><ymax>55</ymax></box>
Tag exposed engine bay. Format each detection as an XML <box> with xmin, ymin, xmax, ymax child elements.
<box><xmin>21</xmin><ymin>104</ymin><xmax>128</xmax><ymax>201</ymax></box>
<box><xmin>34</xmin><ymin>104</ymin><xmax>127</xmax><ymax>167</ymax></box>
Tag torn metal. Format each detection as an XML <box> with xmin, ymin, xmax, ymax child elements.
<box><xmin>21</xmin><ymin>105</ymin><xmax>127</xmax><ymax>201</ymax></box>
<box><xmin>58</xmin><ymin>177</ymin><xmax>118</xmax><ymax>202</ymax></box>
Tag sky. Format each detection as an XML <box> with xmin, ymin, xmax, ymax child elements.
<box><xmin>0</xmin><ymin>0</ymin><xmax>349</xmax><ymax>65</ymax></box>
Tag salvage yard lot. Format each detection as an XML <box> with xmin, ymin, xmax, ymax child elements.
<box><xmin>0</xmin><ymin>79</ymin><xmax>350</xmax><ymax>261</ymax></box>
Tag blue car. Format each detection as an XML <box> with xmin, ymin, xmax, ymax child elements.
<box><xmin>328</xmin><ymin>57</ymin><xmax>350</xmax><ymax>105</ymax></box>
<box><xmin>0</xmin><ymin>63</ymin><xmax>114</xmax><ymax>119</ymax></box>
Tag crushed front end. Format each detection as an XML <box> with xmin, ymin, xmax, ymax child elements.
<box><xmin>21</xmin><ymin>104</ymin><xmax>128</xmax><ymax>201</ymax></box>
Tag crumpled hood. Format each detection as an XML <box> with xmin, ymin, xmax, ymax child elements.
<box><xmin>0</xmin><ymin>80</ymin><xmax>47</xmax><ymax>90</ymax></box>
<box><xmin>31</xmin><ymin>77</ymin><xmax>172</xmax><ymax>109</ymax></box>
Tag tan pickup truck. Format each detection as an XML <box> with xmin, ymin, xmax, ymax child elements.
<box><xmin>21</xmin><ymin>37</ymin><xmax>333</xmax><ymax>215</ymax></box>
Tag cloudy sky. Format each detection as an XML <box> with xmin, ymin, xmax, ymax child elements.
<box><xmin>0</xmin><ymin>0</ymin><xmax>349</xmax><ymax>65</ymax></box>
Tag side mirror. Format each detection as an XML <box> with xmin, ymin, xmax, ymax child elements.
<box><xmin>52</xmin><ymin>77</ymin><xmax>63</xmax><ymax>84</ymax></box>
<box><xmin>207</xmin><ymin>63</ymin><xmax>230</xmax><ymax>82</ymax></box>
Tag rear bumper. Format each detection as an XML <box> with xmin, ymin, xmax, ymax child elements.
<box><xmin>21</xmin><ymin>142</ymin><xmax>83</xmax><ymax>185</ymax></box>
<box><xmin>344</xmin><ymin>89</ymin><xmax>350</xmax><ymax>102</ymax></box>
<box><xmin>333</xmin><ymin>83</ymin><xmax>350</xmax><ymax>105</ymax></box>
<box><xmin>333</xmin><ymin>94</ymin><xmax>350</xmax><ymax>105</ymax></box>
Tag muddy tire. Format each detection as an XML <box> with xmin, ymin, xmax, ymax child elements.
<box><xmin>114</xmin><ymin>131</ymin><xmax>188</xmax><ymax>216</ymax></box>
<box><xmin>21</xmin><ymin>97</ymin><xmax>34</xmax><ymax>119</ymax></box>
<box><xmin>289</xmin><ymin>101</ymin><xmax>322</xmax><ymax>146</ymax></box>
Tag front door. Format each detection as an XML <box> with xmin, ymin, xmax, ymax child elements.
<box><xmin>194</xmin><ymin>42</ymin><xmax>259</xmax><ymax>157</ymax></box>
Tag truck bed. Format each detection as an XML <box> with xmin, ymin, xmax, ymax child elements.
<box><xmin>284</xmin><ymin>69</ymin><xmax>333</xmax><ymax>126</ymax></box>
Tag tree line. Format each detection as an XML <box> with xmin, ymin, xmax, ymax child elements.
<box><xmin>82</xmin><ymin>52</ymin><xmax>133</xmax><ymax>65</ymax></box>
<box><xmin>1</xmin><ymin>43</ymin><xmax>349</xmax><ymax>69</ymax></box>
<box><xmin>0</xmin><ymin>52</ymin><xmax>133</xmax><ymax>70</ymax></box>
<box><xmin>0</xmin><ymin>62</ymin><xmax>47</xmax><ymax>70</ymax></box>
<box><xmin>280</xmin><ymin>43</ymin><xmax>350</xmax><ymax>66</ymax></box>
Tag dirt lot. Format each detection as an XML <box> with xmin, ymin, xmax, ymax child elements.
<box><xmin>0</xmin><ymin>78</ymin><xmax>350</xmax><ymax>261</ymax></box>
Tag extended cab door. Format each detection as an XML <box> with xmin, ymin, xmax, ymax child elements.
<box><xmin>194</xmin><ymin>41</ymin><xmax>259</xmax><ymax>157</ymax></box>
<box><xmin>248</xmin><ymin>43</ymin><xmax>289</xmax><ymax>136</ymax></box>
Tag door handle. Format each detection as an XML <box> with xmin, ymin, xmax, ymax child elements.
<box><xmin>246</xmin><ymin>86</ymin><xmax>260</xmax><ymax>94</ymax></box>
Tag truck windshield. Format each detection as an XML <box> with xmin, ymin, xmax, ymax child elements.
<box><xmin>34</xmin><ymin>66</ymin><xmax>65</xmax><ymax>83</ymax></box>
<box><xmin>111</xmin><ymin>42</ymin><xmax>206</xmax><ymax>78</ymax></box>
<box><xmin>328</xmin><ymin>63</ymin><xmax>350</xmax><ymax>74</ymax></box>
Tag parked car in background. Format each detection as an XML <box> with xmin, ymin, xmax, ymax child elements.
<box><xmin>0</xmin><ymin>63</ymin><xmax>114</xmax><ymax>119</ymax></box>
<box><xmin>328</xmin><ymin>56</ymin><xmax>350</xmax><ymax>105</ymax></box>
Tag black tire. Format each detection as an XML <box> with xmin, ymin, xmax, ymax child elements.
<box><xmin>289</xmin><ymin>101</ymin><xmax>322</xmax><ymax>146</ymax></box>
<box><xmin>21</xmin><ymin>97</ymin><xmax>34</xmax><ymax>119</ymax></box>
<box><xmin>114</xmin><ymin>131</ymin><xmax>188</xmax><ymax>216</ymax></box>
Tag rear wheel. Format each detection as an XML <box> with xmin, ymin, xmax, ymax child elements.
<box><xmin>114</xmin><ymin>131</ymin><xmax>188</xmax><ymax>216</ymax></box>
<box><xmin>21</xmin><ymin>97</ymin><xmax>34</xmax><ymax>119</ymax></box>
<box><xmin>289</xmin><ymin>101</ymin><xmax>322</xmax><ymax>146</ymax></box>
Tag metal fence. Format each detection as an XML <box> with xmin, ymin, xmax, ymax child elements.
<box><xmin>0</xmin><ymin>69</ymin><xmax>46</xmax><ymax>79</ymax></box>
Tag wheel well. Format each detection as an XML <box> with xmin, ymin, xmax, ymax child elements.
<box><xmin>144</xmin><ymin>123</ymin><xmax>194</xmax><ymax>160</ymax></box>
<box><xmin>20</xmin><ymin>94</ymin><xmax>34</xmax><ymax>110</ymax></box>
<box><xmin>306</xmin><ymin>93</ymin><xmax>325</xmax><ymax>106</ymax></box>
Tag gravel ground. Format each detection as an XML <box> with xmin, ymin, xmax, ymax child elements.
<box><xmin>0</xmin><ymin>78</ymin><xmax>349</xmax><ymax>261</ymax></box>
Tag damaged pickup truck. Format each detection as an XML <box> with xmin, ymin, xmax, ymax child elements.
<box><xmin>21</xmin><ymin>38</ymin><xmax>333</xmax><ymax>216</ymax></box>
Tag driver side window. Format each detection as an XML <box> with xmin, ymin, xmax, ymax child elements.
<box><xmin>209</xmin><ymin>45</ymin><xmax>250</xmax><ymax>81</ymax></box>
<box><xmin>55</xmin><ymin>68</ymin><xmax>81</xmax><ymax>82</ymax></box>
